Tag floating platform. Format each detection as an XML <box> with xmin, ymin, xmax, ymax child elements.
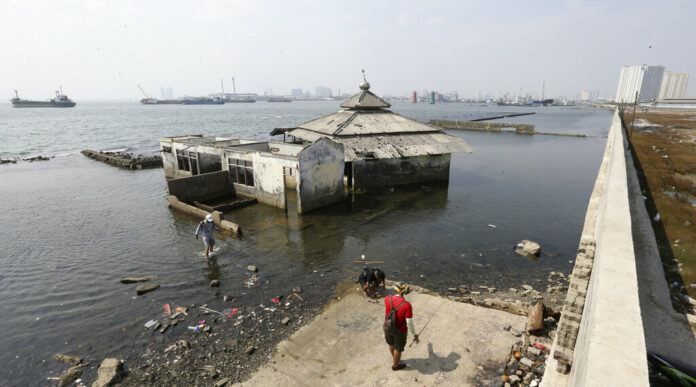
<box><xmin>81</xmin><ymin>150</ymin><xmax>162</xmax><ymax>170</ymax></box>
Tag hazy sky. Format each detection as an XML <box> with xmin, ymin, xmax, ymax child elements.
<box><xmin>2</xmin><ymin>0</ymin><xmax>694</xmax><ymax>100</ymax></box>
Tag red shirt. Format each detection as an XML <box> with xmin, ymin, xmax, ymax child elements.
<box><xmin>384</xmin><ymin>295</ymin><xmax>412</xmax><ymax>334</ymax></box>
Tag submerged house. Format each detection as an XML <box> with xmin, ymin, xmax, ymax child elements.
<box><xmin>271</xmin><ymin>79</ymin><xmax>473</xmax><ymax>189</ymax></box>
<box><xmin>160</xmin><ymin>135</ymin><xmax>344</xmax><ymax>214</ymax></box>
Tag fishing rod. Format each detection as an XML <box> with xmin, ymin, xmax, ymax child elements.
<box><xmin>409</xmin><ymin>298</ymin><xmax>445</xmax><ymax>347</ymax></box>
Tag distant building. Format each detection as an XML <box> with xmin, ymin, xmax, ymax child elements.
<box><xmin>166</xmin><ymin>87</ymin><xmax>174</xmax><ymax>99</ymax></box>
<box><xmin>658</xmin><ymin>72</ymin><xmax>689</xmax><ymax>100</ymax></box>
<box><xmin>315</xmin><ymin>86</ymin><xmax>332</xmax><ymax>98</ymax></box>
<box><xmin>581</xmin><ymin>91</ymin><xmax>590</xmax><ymax>101</ymax></box>
<box><xmin>160</xmin><ymin>87</ymin><xmax>167</xmax><ymax>99</ymax></box>
<box><xmin>291</xmin><ymin>88</ymin><xmax>304</xmax><ymax>96</ymax></box>
<box><xmin>615</xmin><ymin>65</ymin><xmax>665</xmax><ymax>103</ymax></box>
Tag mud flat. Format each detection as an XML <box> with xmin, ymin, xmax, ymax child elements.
<box><xmin>625</xmin><ymin>111</ymin><xmax>696</xmax><ymax>303</ymax></box>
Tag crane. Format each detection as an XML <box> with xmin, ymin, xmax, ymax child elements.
<box><xmin>137</xmin><ymin>85</ymin><xmax>154</xmax><ymax>100</ymax></box>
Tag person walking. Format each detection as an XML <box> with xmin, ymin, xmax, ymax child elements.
<box><xmin>195</xmin><ymin>214</ymin><xmax>219</xmax><ymax>259</ymax></box>
<box><xmin>384</xmin><ymin>282</ymin><xmax>418</xmax><ymax>371</ymax></box>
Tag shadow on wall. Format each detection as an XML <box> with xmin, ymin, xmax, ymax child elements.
<box><xmin>406</xmin><ymin>342</ymin><xmax>461</xmax><ymax>375</ymax></box>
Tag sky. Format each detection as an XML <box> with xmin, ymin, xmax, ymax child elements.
<box><xmin>1</xmin><ymin>0</ymin><xmax>695</xmax><ymax>100</ymax></box>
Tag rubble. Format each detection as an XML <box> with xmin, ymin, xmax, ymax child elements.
<box><xmin>53</xmin><ymin>353</ymin><xmax>82</xmax><ymax>364</ymax></box>
<box><xmin>92</xmin><ymin>358</ymin><xmax>125</xmax><ymax>387</ymax></box>
<box><xmin>135</xmin><ymin>284</ymin><xmax>160</xmax><ymax>295</ymax></box>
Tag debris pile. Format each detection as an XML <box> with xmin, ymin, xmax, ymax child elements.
<box><xmin>81</xmin><ymin>149</ymin><xmax>162</xmax><ymax>170</ymax></box>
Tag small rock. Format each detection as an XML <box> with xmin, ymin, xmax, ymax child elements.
<box><xmin>508</xmin><ymin>375</ymin><xmax>521</xmax><ymax>385</ymax></box>
<box><xmin>521</xmin><ymin>284</ymin><xmax>533</xmax><ymax>291</ymax></box>
<box><xmin>520</xmin><ymin>357</ymin><xmax>534</xmax><ymax>368</ymax></box>
<box><xmin>92</xmin><ymin>358</ymin><xmax>124</xmax><ymax>387</ymax></box>
<box><xmin>523</xmin><ymin>372</ymin><xmax>534</xmax><ymax>384</ymax></box>
<box><xmin>245</xmin><ymin>346</ymin><xmax>256</xmax><ymax>355</ymax></box>
<box><xmin>53</xmin><ymin>354</ymin><xmax>82</xmax><ymax>364</ymax></box>
<box><xmin>503</xmin><ymin>324</ymin><xmax>511</xmax><ymax>331</ymax></box>
<box><xmin>509</xmin><ymin>288</ymin><xmax>518</xmax><ymax>293</ymax></box>
<box><xmin>58</xmin><ymin>368</ymin><xmax>82</xmax><ymax>387</ymax></box>
<box><xmin>448</xmin><ymin>287</ymin><xmax>458</xmax><ymax>293</ymax></box>
<box><xmin>509</xmin><ymin>328</ymin><xmax>522</xmax><ymax>337</ymax></box>
<box><xmin>215</xmin><ymin>377</ymin><xmax>230</xmax><ymax>387</ymax></box>
<box><xmin>281</xmin><ymin>317</ymin><xmax>291</xmax><ymax>325</ymax></box>
<box><xmin>201</xmin><ymin>365</ymin><xmax>218</xmax><ymax>378</ymax></box>
<box><xmin>210</xmin><ymin>279</ymin><xmax>220</xmax><ymax>287</ymax></box>
<box><xmin>135</xmin><ymin>284</ymin><xmax>160</xmax><ymax>295</ymax></box>
<box><xmin>203</xmin><ymin>326</ymin><xmax>211</xmax><ymax>333</ymax></box>
<box><xmin>247</xmin><ymin>265</ymin><xmax>258</xmax><ymax>272</ymax></box>
<box><xmin>223</xmin><ymin>295</ymin><xmax>233</xmax><ymax>302</ymax></box>
<box><xmin>471</xmin><ymin>291</ymin><xmax>481</xmax><ymax>296</ymax></box>
<box><xmin>488</xmin><ymin>287</ymin><xmax>496</xmax><ymax>293</ymax></box>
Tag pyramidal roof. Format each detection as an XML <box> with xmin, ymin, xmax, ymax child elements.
<box><xmin>339</xmin><ymin>81</ymin><xmax>391</xmax><ymax>109</ymax></box>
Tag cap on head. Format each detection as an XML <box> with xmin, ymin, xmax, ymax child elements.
<box><xmin>206</xmin><ymin>214</ymin><xmax>213</xmax><ymax>222</ymax></box>
<box><xmin>393</xmin><ymin>282</ymin><xmax>409</xmax><ymax>295</ymax></box>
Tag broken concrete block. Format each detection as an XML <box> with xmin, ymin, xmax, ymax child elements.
<box><xmin>53</xmin><ymin>353</ymin><xmax>82</xmax><ymax>364</ymax></box>
<box><xmin>520</xmin><ymin>357</ymin><xmax>534</xmax><ymax>368</ymax></box>
<box><xmin>58</xmin><ymin>368</ymin><xmax>82</xmax><ymax>387</ymax></box>
<box><xmin>515</xmin><ymin>240</ymin><xmax>541</xmax><ymax>257</ymax></box>
<box><xmin>210</xmin><ymin>279</ymin><xmax>220</xmax><ymax>287</ymax></box>
<box><xmin>120</xmin><ymin>276</ymin><xmax>152</xmax><ymax>284</ymax></box>
<box><xmin>247</xmin><ymin>265</ymin><xmax>258</xmax><ymax>272</ymax></box>
<box><xmin>527</xmin><ymin>302</ymin><xmax>544</xmax><ymax>332</ymax></box>
<box><xmin>135</xmin><ymin>284</ymin><xmax>160</xmax><ymax>295</ymax></box>
<box><xmin>281</xmin><ymin>317</ymin><xmax>290</xmax><ymax>325</ymax></box>
<box><xmin>92</xmin><ymin>358</ymin><xmax>124</xmax><ymax>387</ymax></box>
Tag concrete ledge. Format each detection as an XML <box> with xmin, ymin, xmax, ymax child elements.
<box><xmin>168</xmin><ymin>195</ymin><xmax>242</xmax><ymax>235</ymax></box>
<box><xmin>543</xmin><ymin>111</ymin><xmax>649</xmax><ymax>386</ymax></box>
<box><xmin>238</xmin><ymin>291</ymin><xmax>525</xmax><ymax>386</ymax></box>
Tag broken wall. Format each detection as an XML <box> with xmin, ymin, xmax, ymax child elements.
<box><xmin>297</xmin><ymin>138</ymin><xmax>345</xmax><ymax>213</ymax></box>
<box><xmin>351</xmin><ymin>154</ymin><xmax>451</xmax><ymax>189</ymax></box>
<box><xmin>166</xmin><ymin>170</ymin><xmax>235</xmax><ymax>203</ymax></box>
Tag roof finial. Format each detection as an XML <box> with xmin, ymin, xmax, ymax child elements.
<box><xmin>359</xmin><ymin>69</ymin><xmax>370</xmax><ymax>90</ymax></box>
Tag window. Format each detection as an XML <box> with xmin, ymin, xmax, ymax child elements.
<box><xmin>176</xmin><ymin>149</ymin><xmax>199</xmax><ymax>175</ymax></box>
<box><xmin>228</xmin><ymin>158</ymin><xmax>254</xmax><ymax>187</ymax></box>
<box><xmin>283</xmin><ymin>166</ymin><xmax>295</xmax><ymax>176</ymax></box>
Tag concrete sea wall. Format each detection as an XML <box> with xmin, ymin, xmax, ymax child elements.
<box><xmin>543</xmin><ymin>111</ymin><xmax>649</xmax><ymax>386</ymax></box>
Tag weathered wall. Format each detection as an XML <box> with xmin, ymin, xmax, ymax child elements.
<box><xmin>254</xmin><ymin>153</ymin><xmax>295</xmax><ymax>210</ymax></box>
<box><xmin>297</xmin><ymin>138</ymin><xmax>344</xmax><ymax>213</ymax></box>
<box><xmin>430</xmin><ymin>119</ymin><xmax>535</xmax><ymax>133</ymax></box>
<box><xmin>352</xmin><ymin>154</ymin><xmax>451</xmax><ymax>189</ymax></box>
<box><xmin>542</xmin><ymin>110</ymin><xmax>649</xmax><ymax>386</ymax></box>
<box><xmin>166</xmin><ymin>170</ymin><xmax>235</xmax><ymax>203</ymax></box>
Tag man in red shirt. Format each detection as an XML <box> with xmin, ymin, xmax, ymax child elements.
<box><xmin>384</xmin><ymin>282</ymin><xmax>419</xmax><ymax>371</ymax></box>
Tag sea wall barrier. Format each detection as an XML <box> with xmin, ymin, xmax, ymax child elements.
<box><xmin>542</xmin><ymin>110</ymin><xmax>648</xmax><ymax>386</ymax></box>
<box><xmin>168</xmin><ymin>195</ymin><xmax>242</xmax><ymax>235</ymax></box>
<box><xmin>428</xmin><ymin>119</ymin><xmax>588</xmax><ymax>137</ymax></box>
<box><xmin>81</xmin><ymin>150</ymin><xmax>162</xmax><ymax>170</ymax></box>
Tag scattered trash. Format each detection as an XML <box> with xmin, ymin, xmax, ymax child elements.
<box><xmin>270</xmin><ymin>298</ymin><xmax>280</xmax><ymax>305</ymax></box>
<box><xmin>690</xmin><ymin>284</ymin><xmax>696</xmax><ymax>288</ymax></box>
<box><xmin>245</xmin><ymin>274</ymin><xmax>261</xmax><ymax>288</ymax></box>
<box><xmin>534</xmin><ymin>342</ymin><xmax>550</xmax><ymax>351</ymax></box>
<box><xmin>199</xmin><ymin>306</ymin><xmax>224</xmax><ymax>316</ymax></box>
<box><xmin>210</xmin><ymin>279</ymin><xmax>220</xmax><ymax>287</ymax></box>
<box><xmin>144</xmin><ymin>320</ymin><xmax>158</xmax><ymax>329</ymax></box>
<box><xmin>294</xmin><ymin>293</ymin><xmax>304</xmax><ymax>301</ymax></box>
<box><xmin>642</xmin><ymin>195</ymin><xmax>648</xmax><ymax>200</ymax></box>
<box><xmin>488</xmin><ymin>224</ymin><xmax>496</xmax><ymax>228</ymax></box>
<box><xmin>164</xmin><ymin>304</ymin><xmax>171</xmax><ymax>315</ymax></box>
<box><xmin>281</xmin><ymin>317</ymin><xmax>290</xmax><ymax>325</ymax></box>
<box><xmin>198</xmin><ymin>320</ymin><xmax>206</xmax><ymax>325</ymax></box>
<box><xmin>188</xmin><ymin>326</ymin><xmax>201</xmax><ymax>332</ymax></box>
<box><xmin>654</xmin><ymin>213</ymin><xmax>661</xmax><ymax>222</ymax></box>
<box><xmin>175</xmin><ymin>306</ymin><xmax>188</xmax><ymax>315</ymax></box>
<box><xmin>672</xmin><ymin>281</ymin><xmax>679</xmax><ymax>288</ymax></box>
<box><xmin>223</xmin><ymin>308</ymin><xmax>239</xmax><ymax>318</ymax></box>
<box><xmin>361</xmin><ymin>254</ymin><xmax>365</xmax><ymax>260</ymax></box>
<box><xmin>247</xmin><ymin>265</ymin><xmax>258</xmax><ymax>272</ymax></box>
<box><xmin>164</xmin><ymin>345</ymin><xmax>176</xmax><ymax>353</ymax></box>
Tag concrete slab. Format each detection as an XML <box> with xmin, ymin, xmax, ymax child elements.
<box><xmin>237</xmin><ymin>291</ymin><xmax>525</xmax><ymax>386</ymax></box>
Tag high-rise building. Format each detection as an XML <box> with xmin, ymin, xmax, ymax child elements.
<box><xmin>160</xmin><ymin>87</ymin><xmax>167</xmax><ymax>99</ymax></box>
<box><xmin>291</xmin><ymin>88</ymin><xmax>304</xmax><ymax>96</ymax></box>
<box><xmin>615</xmin><ymin>65</ymin><xmax>665</xmax><ymax>103</ymax></box>
<box><xmin>658</xmin><ymin>72</ymin><xmax>689</xmax><ymax>100</ymax></box>
<box><xmin>166</xmin><ymin>87</ymin><xmax>174</xmax><ymax>99</ymax></box>
<box><xmin>581</xmin><ymin>91</ymin><xmax>590</xmax><ymax>101</ymax></box>
<box><xmin>315</xmin><ymin>86</ymin><xmax>332</xmax><ymax>98</ymax></box>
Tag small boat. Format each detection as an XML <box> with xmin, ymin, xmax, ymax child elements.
<box><xmin>11</xmin><ymin>89</ymin><xmax>76</xmax><ymax>108</ymax></box>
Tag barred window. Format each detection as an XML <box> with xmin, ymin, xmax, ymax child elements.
<box><xmin>176</xmin><ymin>149</ymin><xmax>199</xmax><ymax>175</ymax></box>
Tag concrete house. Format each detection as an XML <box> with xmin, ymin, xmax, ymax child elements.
<box><xmin>271</xmin><ymin>79</ymin><xmax>474</xmax><ymax>189</ymax></box>
<box><xmin>159</xmin><ymin>135</ymin><xmax>344</xmax><ymax>214</ymax></box>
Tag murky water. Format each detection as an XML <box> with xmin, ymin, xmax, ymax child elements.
<box><xmin>0</xmin><ymin>101</ymin><xmax>612</xmax><ymax>384</ymax></box>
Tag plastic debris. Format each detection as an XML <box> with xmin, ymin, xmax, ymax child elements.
<box><xmin>144</xmin><ymin>320</ymin><xmax>158</xmax><ymax>328</ymax></box>
<box><xmin>534</xmin><ymin>342</ymin><xmax>550</xmax><ymax>352</ymax></box>
<box><xmin>654</xmin><ymin>213</ymin><xmax>661</xmax><ymax>222</ymax></box>
<box><xmin>488</xmin><ymin>224</ymin><xmax>496</xmax><ymax>228</ymax></box>
<box><xmin>164</xmin><ymin>304</ymin><xmax>171</xmax><ymax>315</ymax></box>
<box><xmin>270</xmin><ymin>298</ymin><xmax>280</xmax><ymax>305</ymax></box>
<box><xmin>223</xmin><ymin>308</ymin><xmax>239</xmax><ymax>318</ymax></box>
<box><xmin>188</xmin><ymin>326</ymin><xmax>200</xmax><ymax>332</ymax></box>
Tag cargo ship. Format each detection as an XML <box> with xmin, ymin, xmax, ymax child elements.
<box><xmin>11</xmin><ymin>89</ymin><xmax>76</xmax><ymax>108</ymax></box>
<box><xmin>181</xmin><ymin>97</ymin><xmax>225</xmax><ymax>105</ymax></box>
<box><xmin>140</xmin><ymin>98</ymin><xmax>183</xmax><ymax>105</ymax></box>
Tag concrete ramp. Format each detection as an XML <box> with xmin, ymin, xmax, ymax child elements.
<box><xmin>237</xmin><ymin>292</ymin><xmax>524</xmax><ymax>386</ymax></box>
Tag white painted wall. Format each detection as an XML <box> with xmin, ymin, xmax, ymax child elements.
<box><xmin>659</xmin><ymin>72</ymin><xmax>690</xmax><ymax>100</ymax></box>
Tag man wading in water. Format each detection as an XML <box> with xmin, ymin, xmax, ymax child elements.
<box><xmin>195</xmin><ymin>214</ymin><xmax>219</xmax><ymax>259</ymax></box>
<box><xmin>384</xmin><ymin>282</ymin><xmax>418</xmax><ymax>371</ymax></box>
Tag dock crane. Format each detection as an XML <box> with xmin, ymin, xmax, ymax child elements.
<box><xmin>137</xmin><ymin>85</ymin><xmax>156</xmax><ymax>104</ymax></box>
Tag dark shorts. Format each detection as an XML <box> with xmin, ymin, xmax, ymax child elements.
<box><xmin>385</xmin><ymin>330</ymin><xmax>407</xmax><ymax>352</ymax></box>
<box><xmin>203</xmin><ymin>237</ymin><xmax>215</xmax><ymax>248</ymax></box>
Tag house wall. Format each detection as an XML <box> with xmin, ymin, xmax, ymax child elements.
<box><xmin>297</xmin><ymin>138</ymin><xmax>345</xmax><ymax>213</ymax></box>
<box><xmin>166</xmin><ymin>170</ymin><xmax>235</xmax><ymax>203</ymax></box>
<box><xmin>160</xmin><ymin>140</ymin><xmax>226</xmax><ymax>179</ymax></box>
<box><xmin>352</xmin><ymin>154</ymin><xmax>451</xmax><ymax>189</ymax></box>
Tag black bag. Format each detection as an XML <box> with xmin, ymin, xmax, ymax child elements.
<box><xmin>383</xmin><ymin>296</ymin><xmax>405</xmax><ymax>336</ymax></box>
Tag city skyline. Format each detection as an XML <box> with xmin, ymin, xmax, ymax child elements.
<box><xmin>2</xmin><ymin>1</ymin><xmax>695</xmax><ymax>100</ymax></box>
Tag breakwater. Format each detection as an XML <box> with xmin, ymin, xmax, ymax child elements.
<box><xmin>81</xmin><ymin>150</ymin><xmax>162</xmax><ymax>169</ymax></box>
